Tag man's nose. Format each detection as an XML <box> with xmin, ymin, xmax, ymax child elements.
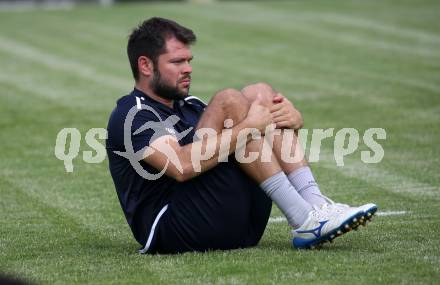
<box><xmin>182</xmin><ymin>62</ymin><xmax>192</xmax><ymax>74</ymax></box>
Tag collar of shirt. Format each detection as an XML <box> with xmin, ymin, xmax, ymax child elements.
<box><xmin>132</xmin><ymin>88</ymin><xmax>187</xmax><ymax>115</ymax></box>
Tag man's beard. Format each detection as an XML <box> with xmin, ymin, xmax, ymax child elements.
<box><xmin>150</xmin><ymin>68</ymin><xmax>189</xmax><ymax>101</ymax></box>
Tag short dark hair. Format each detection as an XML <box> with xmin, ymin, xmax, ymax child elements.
<box><xmin>127</xmin><ymin>17</ymin><xmax>196</xmax><ymax>81</ymax></box>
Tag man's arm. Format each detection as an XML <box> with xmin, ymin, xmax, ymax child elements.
<box><xmin>143</xmin><ymin>98</ymin><xmax>272</xmax><ymax>182</ymax></box>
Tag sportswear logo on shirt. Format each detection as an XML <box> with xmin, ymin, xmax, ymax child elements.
<box><xmin>166</xmin><ymin>128</ymin><xmax>176</xmax><ymax>135</ymax></box>
<box><xmin>114</xmin><ymin>103</ymin><xmax>193</xmax><ymax>180</ymax></box>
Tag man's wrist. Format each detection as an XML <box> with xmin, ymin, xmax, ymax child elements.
<box><xmin>239</xmin><ymin>117</ymin><xmax>251</xmax><ymax>129</ymax></box>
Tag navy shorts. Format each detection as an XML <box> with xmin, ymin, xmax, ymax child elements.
<box><xmin>150</xmin><ymin>160</ymin><xmax>272</xmax><ymax>254</ymax></box>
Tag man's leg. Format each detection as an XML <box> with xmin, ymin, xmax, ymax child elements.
<box><xmin>240</xmin><ymin>82</ymin><xmax>328</xmax><ymax>206</ymax></box>
<box><xmin>196</xmin><ymin>88</ymin><xmax>313</xmax><ymax>228</ymax></box>
<box><xmin>194</xmin><ymin>87</ymin><xmax>365</xmax><ymax>250</ymax></box>
<box><xmin>240</xmin><ymin>83</ymin><xmax>378</xmax><ymax>230</ymax></box>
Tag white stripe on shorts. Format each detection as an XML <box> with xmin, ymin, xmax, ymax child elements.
<box><xmin>138</xmin><ymin>204</ymin><xmax>169</xmax><ymax>254</ymax></box>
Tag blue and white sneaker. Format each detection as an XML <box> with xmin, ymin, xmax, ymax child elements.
<box><xmin>292</xmin><ymin>204</ymin><xmax>364</xmax><ymax>249</ymax></box>
<box><xmin>314</xmin><ymin>194</ymin><xmax>378</xmax><ymax>227</ymax></box>
<box><xmin>331</xmin><ymin>202</ymin><xmax>378</xmax><ymax>227</ymax></box>
<box><xmin>349</xmin><ymin>203</ymin><xmax>377</xmax><ymax>226</ymax></box>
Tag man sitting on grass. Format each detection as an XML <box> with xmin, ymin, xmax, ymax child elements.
<box><xmin>106</xmin><ymin>17</ymin><xmax>377</xmax><ymax>254</ymax></box>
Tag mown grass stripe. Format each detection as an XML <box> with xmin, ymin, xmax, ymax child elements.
<box><xmin>318</xmin><ymin>152</ymin><xmax>439</xmax><ymax>197</ymax></box>
<box><xmin>182</xmin><ymin>2</ymin><xmax>440</xmax><ymax>61</ymax></box>
<box><xmin>0</xmin><ymin>35</ymin><xmax>130</xmax><ymax>91</ymax></box>
<box><xmin>313</xmin><ymin>12</ymin><xmax>440</xmax><ymax>45</ymax></box>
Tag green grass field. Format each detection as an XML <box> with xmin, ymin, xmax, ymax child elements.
<box><xmin>1</xmin><ymin>0</ymin><xmax>439</xmax><ymax>284</ymax></box>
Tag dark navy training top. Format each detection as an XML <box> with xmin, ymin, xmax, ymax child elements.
<box><xmin>106</xmin><ymin>88</ymin><xmax>206</xmax><ymax>246</ymax></box>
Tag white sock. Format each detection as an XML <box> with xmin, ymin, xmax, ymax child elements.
<box><xmin>288</xmin><ymin>166</ymin><xmax>328</xmax><ymax>207</ymax></box>
<box><xmin>260</xmin><ymin>171</ymin><xmax>313</xmax><ymax>228</ymax></box>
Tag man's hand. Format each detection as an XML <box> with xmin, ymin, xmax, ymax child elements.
<box><xmin>270</xmin><ymin>93</ymin><xmax>303</xmax><ymax>130</ymax></box>
<box><xmin>245</xmin><ymin>95</ymin><xmax>273</xmax><ymax>134</ymax></box>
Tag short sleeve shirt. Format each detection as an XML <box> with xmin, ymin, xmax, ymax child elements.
<box><xmin>106</xmin><ymin>88</ymin><xmax>206</xmax><ymax>245</ymax></box>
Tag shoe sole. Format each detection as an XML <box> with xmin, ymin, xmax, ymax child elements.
<box><xmin>358</xmin><ymin>205</ymin><xmax>378</xmax><ymax>227</ymax></box>
<box><xmin>292</xmin><ymin>210</ymin><xmax>365</xmax><ymax>249</ymax></box>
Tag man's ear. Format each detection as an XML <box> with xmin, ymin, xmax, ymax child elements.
<box><xmin>138</xmin><ymin>56</ymin><xmax>154</xmax><ymax>78</ymax></box>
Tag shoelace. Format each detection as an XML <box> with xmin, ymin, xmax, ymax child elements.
<box><xmin>314</xmin><ymin>193</ymin><xmax>350</xmax><ymax>209</ymax></box>
<box><xmin>293</xmin><ymin>196</ymin><xmax>353</xmax><ymax>232</ymax></box>
<box><xmin>310</xmin><ymin>203</ymin><xmax>335</xmax><ymax>220</ymax></box>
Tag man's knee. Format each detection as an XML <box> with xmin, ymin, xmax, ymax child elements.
<box><xmin>214</xmin><ymin>88</ymin><xmax>249</xmax><ymax>110</ymax></box>
<box><xmin>241</xmin><ymin>82</ymin><xmax>274</xmax><ymax>107</ymax></box>
<box><xmin>242</xmin><ymin>82</ymin><xmax>273</xmax><ymax>93</ymax></box>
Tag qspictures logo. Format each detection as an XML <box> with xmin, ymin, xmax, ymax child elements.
<box><xmin>54</xmin><ymin>102</ymin><xmax>386</xmax><ymax>180</ymax></box>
